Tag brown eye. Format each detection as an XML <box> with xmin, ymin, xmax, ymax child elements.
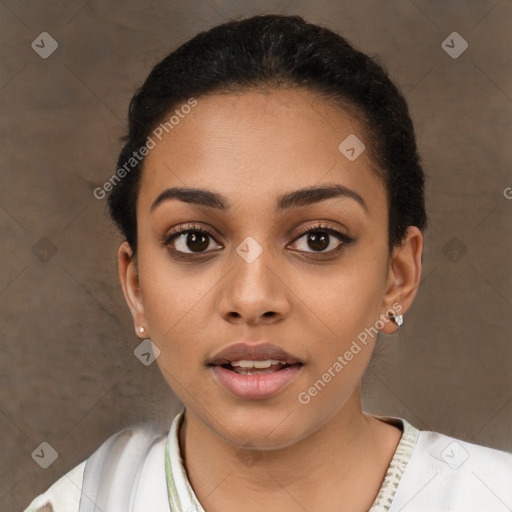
<box><xmin>289</xmin><ymin>226</ymin><xmax>354</xmax><ymax>254</ymax></box>
<box><xmin>165</xmin><ymin>228</ymin><xmax>222</xmax><ymax>254</ymax></box>
<box><xmin>304</xmin><ymin>231</ymin><xmax>330</xmax><ymax>251</ymax></box>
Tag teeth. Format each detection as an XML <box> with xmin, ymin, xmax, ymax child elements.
<box><xmin>230</xmin><ymin>359</ymin><xmax>286</xmax><ymax>368</ymax></box>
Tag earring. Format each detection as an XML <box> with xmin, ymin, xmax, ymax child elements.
<box><xmin>392</xmin><ymin>314</ymin><xmax>404</xmax><ymax>329</ymax></box>
<box><xmin>138</xmin><ymin>326</ymin><xmax>145</xmax><ymax>334</ymax></box>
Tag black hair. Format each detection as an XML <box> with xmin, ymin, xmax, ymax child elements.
<box><xmin>107</xmin><ymin>14</ymin><xmax>427</xmax><ymax>255</ymax></box>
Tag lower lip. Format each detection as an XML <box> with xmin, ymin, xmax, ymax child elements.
<box><xmin>211</xmin><ymin>364</ymin><xmax>302</xmax><ymax>400</ymax></box>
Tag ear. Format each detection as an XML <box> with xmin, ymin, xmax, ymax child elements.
<box><xmin>379</xmin><ymin>226</ymin><xmax>423</xmax><ymax>334</ymax></box>
<box><xmin>118</xmin><ymin>241</ymin><xmax>147</xmax><ymax>338</ymax></box>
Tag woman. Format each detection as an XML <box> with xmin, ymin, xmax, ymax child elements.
<box><xmin>24</xmin><ymin>13</ymin><xmax>512</xmax><ymax>512</ymax></box>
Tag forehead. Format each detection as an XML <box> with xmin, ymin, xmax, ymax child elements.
<box><xmin>138</xmin><ymin>89</ymin><xmax>386</xmax><ymax>216</ymax></box>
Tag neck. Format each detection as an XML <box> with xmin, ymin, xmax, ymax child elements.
<box><xmin>178</xmin><ymin>390</ymin><xmax>402</xmax><ymax>512</ymax></box>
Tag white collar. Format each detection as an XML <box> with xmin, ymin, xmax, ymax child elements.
<box><xmin>165</xmin><ymin>408</ymin><xmax>420</xmax><ymax>512</ymax></box>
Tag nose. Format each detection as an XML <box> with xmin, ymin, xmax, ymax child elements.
<box><xmin>218</xmin><ymin>242</ymin><xmax>291</xmax><ymax>326</ymax></box>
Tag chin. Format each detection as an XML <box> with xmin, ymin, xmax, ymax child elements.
<box><xmin>212</xmin><ymin>401</ymin><xmax>307</xmax><ymax>450</ymax></box>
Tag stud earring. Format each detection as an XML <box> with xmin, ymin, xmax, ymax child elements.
<box><xmin>392</xmin><ymin>314</ymin><xmax>404</xmax><ymax>329</ymax></box>
<box><xmin>138</xmin><ymin>326</ymin><xmax>145</xmax><ymax>334</ymax></box>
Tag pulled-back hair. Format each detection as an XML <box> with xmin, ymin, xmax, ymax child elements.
<box><xmin>107</xmin><ymin>14</ymin><xmax>427</xmax><ymax>254</ymax></box>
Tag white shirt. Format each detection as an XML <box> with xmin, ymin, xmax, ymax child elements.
<box><xmin>23</xmin><ymin>409</ymin><xmax>512</xmax><ymax>512</ymax></box>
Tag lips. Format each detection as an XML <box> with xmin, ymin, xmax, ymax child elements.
<box><xmin>207</xmin><ymin>342</ymin><xmax>302</xmax><ymax>366</ymax></box>
<box><xmin>207</xmin><ymin>342</ymin><xmax>303</xmax><ymax>400</ymax></box>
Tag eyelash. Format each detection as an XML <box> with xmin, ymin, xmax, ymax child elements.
<box><xmin>162</xmin><ymin>222</ymin><xmax>355</xmax><ymax>260</ymax></box>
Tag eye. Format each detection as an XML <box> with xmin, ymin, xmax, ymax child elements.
<box><xmin>288</xmin><ymin>223</ymin><xmax>354</xmax><ymax>254</ymax></box>
<box><xmin>162</xmin><ymin>222</ymin><xmax>354</xmax><ymax>259</ymax></box>
<box><xmin>164</xmin><ymin>224</ymin><xmax>222</xmax><ymax>255</ymax></box>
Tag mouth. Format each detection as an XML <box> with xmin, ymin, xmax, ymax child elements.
<box><xmin>207</xmin><ymin>341</ymin><xmax>304</xmax><ymax>399</ymax></box>
<box><xmin>209</xmin><ymin>362</ymin><xmax>303</xmax><ymax>400</ymax></box>
<box><xmin>207</xmin><ymin>341</ymin><xmax>303</xmax><ymax>368</ymax></box>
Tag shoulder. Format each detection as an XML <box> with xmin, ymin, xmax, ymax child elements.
<box><xmin>393</xmin><ymin>426</ymin><xmax>512</xmax><ymax>511</ymax></box>
<box><xmin>23</xmin><ymin>460</ymin><xmax>86</xmax><ymax>512</ymax></box>
<box><xmin>23</xmin><ymin>424</ymin><xmax>168</xmax><ymax>512</ymax></box>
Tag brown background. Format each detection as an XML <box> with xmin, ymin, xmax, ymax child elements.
<box><xmin>1</xmin><ymin>1</ymin><xmax>511</xmax><ymax>510</ymax></box>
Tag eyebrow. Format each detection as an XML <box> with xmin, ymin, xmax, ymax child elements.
<box><xmin>150</xmin><ymin>183</ymin><xmax>367</xmax><ymax>214</ymax></box>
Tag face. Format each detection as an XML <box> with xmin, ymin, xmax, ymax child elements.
<box><xmin>118</xmin><ymin>88</ymin><xmax>422</xmax><ymax>450</ymax></box>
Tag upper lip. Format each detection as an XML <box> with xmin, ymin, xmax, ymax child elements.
<box><xmin>208</xmin><ymin>342</ymin><xmax>302</xmax><ymax>366</ymax></box>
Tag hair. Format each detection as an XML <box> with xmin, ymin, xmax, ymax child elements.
<box><xmin>107</xmin><ymin>14</ymin><xmax>427</xmax><ymax>255</ymax></box>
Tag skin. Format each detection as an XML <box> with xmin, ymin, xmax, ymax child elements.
<box><xmin>118</xmin><ymin>88</ymin><xmax>423</xmax><ymax>512</ymax></box>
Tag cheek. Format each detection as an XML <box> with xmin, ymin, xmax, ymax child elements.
<box><xmin>290</xmin><ymin>259</ymin><xmax>387</xmax><ymax>407</ymax></box>
<box><xmin>141</xmin><ymin>262</ymin><xmax>214</xmax><ymax>398</ymax></box>
<box><xmin>295</xmin><ymin>255</ymin><xmax>386</xmax><ymax>342</ymax></box>
<box><xmin>290</xmin><ymin>259</ymin><xmax>385</xmax><ymax>415</ymax></box>
<box><xmin>137</xmin><ymin>249</ymin><xmax>215</xmax><ymax>358</ymax></box>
